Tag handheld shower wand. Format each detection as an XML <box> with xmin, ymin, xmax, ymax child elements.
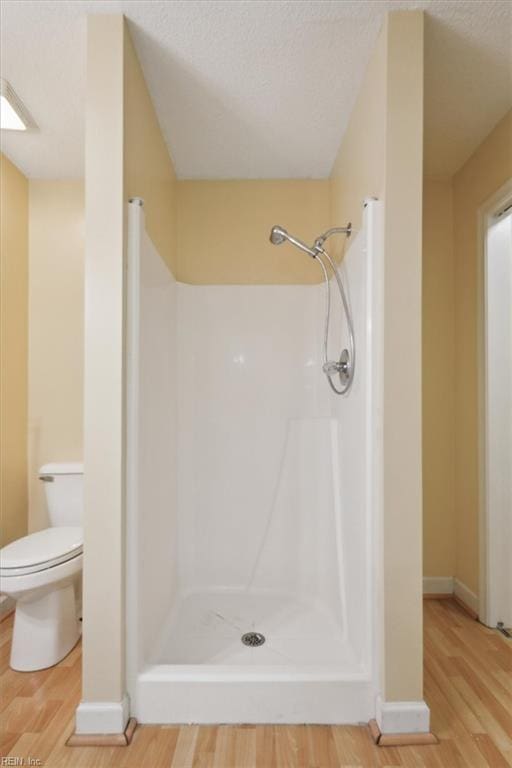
<box><xmin>269</xmin><ymin>226</ymin><xmax>317</xmax><ymax>258</ymax></box>
<box><xmin>269</xmin><ymin>222</ymin><xmax>354</xmax><ymax>395</ymax></box>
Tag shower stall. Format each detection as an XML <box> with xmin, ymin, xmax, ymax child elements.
<box><xmin>126</xmin><ymin>198</ymin><xmax>383</xmax><ymax>724</ymax></box>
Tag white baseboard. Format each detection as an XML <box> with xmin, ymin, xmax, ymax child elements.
<box><xmin>454</xmin><ymin>579</ymin><xmax>479</xmax><ymax>614</ymax></box>
<box><xmin>422</xmin><ymin>576</ymin><xmax>479</xmax><ymax>614</ymax></box>
<box><xmin>75</xmin><ymin>695</ymin><xmax>130</xmax><ymax>734</ymax></box>
<box><xmin>376</xmin><ymin>695</ymin><xmax>430</xmax><ymax>734</ymax></box>
<box><xmin>423</xmin><ymin>577</ymin><xmax>454</xmax><ymax>595</ymax></box>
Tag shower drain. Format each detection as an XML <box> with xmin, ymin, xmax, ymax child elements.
<box><xmin>241</xmin><ymin>632</ymin><xmax>266</xmax><ymax>647</ymax></box>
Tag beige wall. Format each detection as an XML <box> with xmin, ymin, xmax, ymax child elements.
<box><xmin>381</xmin><ymin>11</ymin><xmax>424</xmax><ymax>702</ymax></box>
<box><xmin>422</xmin><ymin>178</ymin><xmax>456</xmax><ymax>577</ymax></box>
<box><xmin>0</xmin><ymin>154</ymin><xmax>28</xmax><ymax>548</ymax></box>
<box><xmin>453</xmin><ymin>109</ymin><xmax>512</xmax><ymax>596</ymax></box>
<box><xmin>27</xmin><ymin>181</ymin><xmax>84</xmax><ymax>533</ymax></box>
<box><xmin>82</xmin><ymin>13</ymin><xmax>125</xmax><ymax>710</ymax></box>
<box><xmin>421</xmin><ymin>110</ymin><xmax>512</xmax><ymax>599</ymax></box>
<box><xmin>124</xmin><ymin>27</ymin><xmax>177</xmax><ymax>275</ymax></box>
<box><xmin>330</xmin><ymin>11</ymin><xmax>425</xmax><ymax>703</ymax></box>
<box><xmin>329</xmin><ymin>24</ymin><xmax>386</xmax><ymax>257</ymax></box>
<box><xmin>176</xmin><ymin>180</ymin><xmax>329</xmax><ymax>284</ymax></box>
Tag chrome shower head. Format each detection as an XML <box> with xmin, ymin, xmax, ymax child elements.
<box><xmin>269</xmin><ymin>225</ymin><xmax>288</xmax><ymax>245</ymax></box>
<box><xmin>269</xmin><ymin>225</ymin><xmax>317</xmax><ymax>258</ymax></box>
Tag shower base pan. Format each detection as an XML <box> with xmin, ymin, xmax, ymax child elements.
<box><xmin>133</xmin><ymin>590</ymin><xmax>374</xmax><ymax>724</ymax></box>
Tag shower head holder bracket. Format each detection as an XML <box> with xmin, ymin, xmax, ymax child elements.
<box><xmin>322</xmin><ymin>349</ymin><xmax>351</xmax><ymax>384</ymax></box>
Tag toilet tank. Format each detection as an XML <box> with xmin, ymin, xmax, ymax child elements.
<box><xmin>39</xmin><ymin>463</ymin><xmax>84</xmax><ymax>527</ymax></box>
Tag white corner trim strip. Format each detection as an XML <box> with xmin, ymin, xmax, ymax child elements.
<box><xmin>75</xmin><ymin>695</ymin><xmax>130</xmax><ymax>734</ymax></box>
<box><xmin>376</xmin><ymin>696</ymin><xmax>430</xmax><ymax>734</ymax></box>
<box><xmin>422</xmin><ymin>576</ymin><xmax>454</xmax><ymax>595</ymax></box>
<box><xmin>454</xmin><ymin>579</ymin><xmax>479</xmax><ymax>614</ymax></box>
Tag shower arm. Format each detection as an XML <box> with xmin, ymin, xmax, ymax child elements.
<box><xmin>313</xmin><ymin>224</ymin><xmax>351</xmax><ymax>253</ymax></box>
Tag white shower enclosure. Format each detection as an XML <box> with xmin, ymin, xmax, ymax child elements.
<box><xmin>126</xmin><ymin>198</ymin><xmax>384</xmax><ymax>723</ymax></box>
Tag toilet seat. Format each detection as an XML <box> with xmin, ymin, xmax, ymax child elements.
<box><xmin>0</xmin><ymin>527</ymin><xmax>83</xmax><ymax>577</ymax></box>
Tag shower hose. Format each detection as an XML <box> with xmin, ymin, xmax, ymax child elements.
<box><xmin>315</xmin><ymin>247</ymin><xmax>355</xmax><ymax>395</ymax></box>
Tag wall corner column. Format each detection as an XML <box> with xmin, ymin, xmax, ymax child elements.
<box><xmin>76</xmin><ymin>13</ymin><xmax>127</xmax><ymax>736</ymax></box>
<box><xmin>380</xmin><ymin>9</ymin><xmax>427</xmax><ymax>734</ymax></box>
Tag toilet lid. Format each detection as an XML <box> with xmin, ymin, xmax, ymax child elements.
<box><xmin>0</xmin><ymin>527</ymin><xmax>83</xmax><ymax>576</ymax></box>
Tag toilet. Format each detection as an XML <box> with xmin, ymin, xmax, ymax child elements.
<box><xmin>0</xmin><ymin>463</ymin><xmax>83</xmax><ymax>672</ymax></box>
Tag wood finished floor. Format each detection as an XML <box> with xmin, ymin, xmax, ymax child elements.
<box><xmin>0</xmin><ymin>599</ymin><xmax>511</xmax><ymax>767</ymax></box>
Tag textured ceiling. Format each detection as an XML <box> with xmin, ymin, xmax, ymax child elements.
<box><xmin>1</xmin><ymin>0</ymin><xmax>511</xmax><ymax>179</ymax></box>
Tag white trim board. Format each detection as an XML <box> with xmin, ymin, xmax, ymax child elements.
<box><xmin>422</xmin><ymin>577</ymin><xmax>453</xmax><ymax>595</ymax></box>
<box><xmin>454</xmin><ymin>579</ymin><xmax>479</xmax><ymax>614</ymax></box>
<box><xmin>422</xmin><ymin>577</ymin><xmax>479</xmax><ymax>613</ymax></box>
<box><xmin>75</xmin><ymin>695</ymin><xmax>130</xmax><ymax>735</ymax></box>
<box><xmin>376</xmin><ymin>696</ymin><xmax>430</xmax><ymax>734</ymax></box>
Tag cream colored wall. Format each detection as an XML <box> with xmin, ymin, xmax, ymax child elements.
<box><xmin>381</xmin><ymin>11</ymin><xmax>424</xmax><ymax>702</ymax></box>
<box><xmin>27</xmin><ymin>181</ymin><xmax>84</xmax><ymax>533</ymax></box>
<box><xmin>176</xmin><ymin>180</ymin><xmax>329</xmax><ymax>284</ymax></box>
<box><xmin>124</xmin><ymin>27</ymin><xmax>177</xmax><ymax>275</ymax></box>
<box><xmin>82</xmin><ymin>13</ymin><xmax>125</xmax><ymax>710</ymax></box>
<box><xmin>0</xmin><ymin>154</ymin><xmax>28</xmax><ymax>548</ymax></box>
<box><xmin>330</xmin><ymin>11</ymin><xmax>425</xmax><ymax>703</ymax></box>
<box><xmin>422</xmin><ymin>178</ymin><xmax>456</xmax><ymax>578</ymax></box>
<box><xmin>453</xmin><ymin>109</ymin><xmax>512</xmax><ymax>597</ymax></box>
<box><xmin>422</xmin><ymin>111</ymin><xmax>512</xmax><ymax>597</ymax></box>
<box><xmin>329</xmin><ymin>24</ymin><xmax>386</xmax><ymax>256</ymax></box>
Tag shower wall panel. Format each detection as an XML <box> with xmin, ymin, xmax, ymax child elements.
<box><xmin>176</xmin><ymin>285</ymin><xmax>333</xmax><ymax>591</ymax></box>
<box><xmin>127</xmin><ymin>206</ymin><xmax>179</xmax><ymax>673</ymax></box>
<box><xmin>328</xmin><ymin>208</ymin><xmax>381</xmax><ymax>668</ymax></box>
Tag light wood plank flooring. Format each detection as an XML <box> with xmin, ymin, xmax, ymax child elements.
<box><xmin>1</xmin><ymin>599</ymin><xmax>511</xmax><ymax>767</ymax></box>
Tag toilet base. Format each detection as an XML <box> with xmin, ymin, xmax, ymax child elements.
<box><xmin>11</xmin><ymin>583</ymin><xmax>81</xmax><ymax>671</ymax></box>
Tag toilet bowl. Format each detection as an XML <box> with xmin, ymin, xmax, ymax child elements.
<box><xmin>0</xmin><ymin>527</ymin><xmax>83</xmax><ymax>671</ymax></box>
<box><xmin>0</xmin><ymin>463</ymin><xmax>84</xmax><ymax>671</ymax></box>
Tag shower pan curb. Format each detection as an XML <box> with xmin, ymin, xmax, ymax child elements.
<box><xmin>134</xmin><ymin>666</ymin><xmax>374</xmax><ymax>724</ymax></box>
